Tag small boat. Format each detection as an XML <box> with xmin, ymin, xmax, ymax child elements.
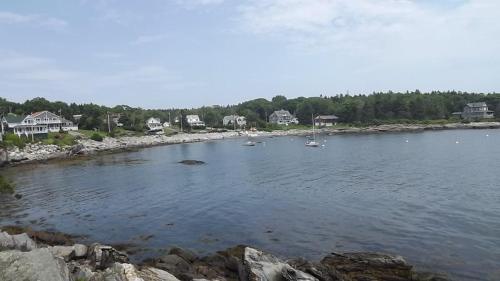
<box><xmin>305</xmin><ymin>114</ymin><xmax>320</xmax><ymax>147</ymax></box>
<box><xmin>243</xmin><ymin>141</ymin><xmax>256</xmax><ymax>146</ymax></box>
<box><xmin>305</xmin><ymin>140</ymin><xmax>319</xmax><ymax>147</ymax></box>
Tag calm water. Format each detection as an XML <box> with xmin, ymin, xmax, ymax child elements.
<box><xmin>1</xmin><ymin>129</ymin><xmax>500</xmax><ymax>281</ymax></box>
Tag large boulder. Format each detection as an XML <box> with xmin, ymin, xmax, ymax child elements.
<box><xmin>239</xmin><ymin>247</ymin><xmax>318</xmax><ymax>281</ymax></box>
<box><xmin>0</xmin><ymin>231</ymin><xmax>37</xmax><ymax>251</ymax></box>
<box><xmin>70</xmin><ymin>262</ymin><xmax>182</xmax><ymax>281</ymax></box>
<box><xmin>88</xmin><ymin>243</ymin><xmax>129</xmax><ymax>270</ymax></box>
<box><xmin>288</xmin><ymin>258</ymin><xmax>342</xmax><ymax>281</ymax></box>
<box><xmin>48</xmin><ymin>244</ymin><xmax>88</xmax><ymax>261</ymax></box>
<box><xmin>68</xmin><ymin>143</ymin><xmax>85</xmax><ymax>156</ymax></box>
<box><xmin>0</xmin><ymin>248</ymin><xmax>70</xmax><ymax>281</ymax></box>
<box><xmin>48</xmin><ymin>245</ymin><xmax>76</xmax><ymax>261</ymax></box>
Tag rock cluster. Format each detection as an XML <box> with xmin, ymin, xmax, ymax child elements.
<box><xmin>0</xmin><ymin>229</ymin><xmax>451</xmax><ymax>281</ymax></box>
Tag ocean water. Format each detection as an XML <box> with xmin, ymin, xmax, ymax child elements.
<box><xmin>1</xmin><ymin>129</ymin><xmax>500</xmax><ymax>281</ymax></box>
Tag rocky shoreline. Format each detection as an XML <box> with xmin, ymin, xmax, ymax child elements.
<box><xmin>0</xmin><ymin>228</ymin><xmax>450</xmax><ymax>281</ymax></box>
<box><xmin>2</xmin><ymin>121</ymin><xmax>499</xmax><ymax>166</ymax></box>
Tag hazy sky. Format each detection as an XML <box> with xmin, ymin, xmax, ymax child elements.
<box><xmin>1</xmin><ymin>0</ymin><xmax>499</xmax><ymax>108</ymax></box>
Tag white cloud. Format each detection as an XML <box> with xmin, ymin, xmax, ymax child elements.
<box><xmin>237</xmin><ymin>0</ymin><xmax>500</xmax><ymax>57</ymax></box>
<box><xmin>176</xmin><ymin>0</ymin><xmax>225</xmax><ymax>9</ymax></box>
<box><xmin>92</xmin><ymin>52</ymin><xmax>123</xmax><ymax>59</ymax></box>
<box><xmin>0</xmin><ymin>11</ymin><xmax>67</xmax><ymax>29</ymax></box>
<box><xmin>131</xmin><ymin>34</ymin><xmax>167</xmax><ymax>45</ymax></box>
<box><xmin>0</xmin><ymin>51</ymin><xmax>196</xmax><ymax>107</ymax></box>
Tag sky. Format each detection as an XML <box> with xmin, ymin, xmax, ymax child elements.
<box><xmin>0</xmin><ymin>0</ymin><xmax>499</xmax><ymax>109</ymax></box>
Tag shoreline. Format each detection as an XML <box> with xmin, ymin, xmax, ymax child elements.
<box><xmin>2</xmin><ymin>121</ymin><xmax>499</xmax><ymax>167</ymax></box>
<box><xmin>0</xmin><ymin>227</ymin><xmax>450</xmax><ymax>281</ymax></box>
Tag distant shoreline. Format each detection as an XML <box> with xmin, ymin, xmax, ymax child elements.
<box><xmin>3</xmin><ymin>121</ymin><xmax>500</xmax><ymax>167</ymax></box>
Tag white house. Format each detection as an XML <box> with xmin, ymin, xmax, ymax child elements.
<box><xmin>269</xmin><ymin>110</ymin><xmax>299</xmax><ymax>125</ymax></box>
<box><xmin>163</xmin><ymin>122</ymin><xmax>171</xmax><ymax>128</ymax></box>
<box><xmin>2</xmin><ymin>111</ymin><xmax>78</xmax><ymax>136</ymax></box>
<box><xmin>223</xmin><ymin>115</ymin><xmax>247</xmax><ymax>127</ymax></box>
<box><xmin>186</xmin><ymin>115</ymin><xmax>206</xmax><ymax>127</ymax></box>
<box><xmin>146</xmin><ymin>117</ymin><xmax>162</xmax><ymax>132</ymax></box>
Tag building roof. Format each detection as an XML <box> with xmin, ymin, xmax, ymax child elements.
<box><xmin>223</xmin><ymin>115</ymin><xmax>244</xmax><ymax>119</ymax></box>
<box><xmin>315</xmin><ymin>115</ymin><xmax>339</xmax><ymax>120</ymax></box>
<box><xmin>147</xmin><ymin>117</ymin><xmax>161</xmax><ymax>122</ymax></box>
<box><xmin>466</xmin><ymin>102</ymin><xmax>487</xmax><ymax>107</ymax></box>
<box><xmin>3</xmin><ymin>114</ymin><xmax>26</xmax><ymax>124</ymax></box>
<box><xmin>271</xmin><ymin>109</ymin><xmax>292</xmax><ymax>116</ymax></box>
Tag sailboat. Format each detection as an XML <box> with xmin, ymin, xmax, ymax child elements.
<box><xmin>243</xmin><ymin>131</ymin><xmax>257</xmax><ymax>146</ymax></box>
<box><xmin>305</xmin><ymin>114</ymin><xmax>320</xmax><ymax>147</ymax></box>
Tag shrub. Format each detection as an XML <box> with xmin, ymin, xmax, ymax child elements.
<box><xmin>2</xmin><ymin>133</ymin><xmax>26</xmax><ymax>148</ymax></box>
<box><xmin>44</xmin><ymin>132</ymin><xmax>76</xmax><ymax>147</ymax></box>
<box><xmin>0</xmin><ymin>175</ymin><xmax>15</xmax><ymax>194</ymax></box>
<box><xmin>90</xmin><ymin>133</ymin><xmax>104</xmax><ymax>142</ymax></box>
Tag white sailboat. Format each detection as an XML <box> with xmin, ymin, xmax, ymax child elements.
<box><xmin>305</xmin><ymin>114</ymin><xmax>320</xmax><ymax>147</ymax></box>
<box><xmin>243</xmin><ymin>132</ymin><xmax>257</xmax><ymax>146</ymax></box>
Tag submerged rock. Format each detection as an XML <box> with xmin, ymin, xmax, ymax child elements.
<box><xmin>321</xmin><ymin>252</ymin><xmax>413</xmax><ymax>281</ymax></box>
<box><xmin>179</xmin><ymin>160</ymin><xmax>206</xmax><ymax>165</ymax></box>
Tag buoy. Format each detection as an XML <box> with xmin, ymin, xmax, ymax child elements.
<box><xmin>486</xmin><ymin>134</ymin><xmax>489</xmax><ymax>137</ymax></box>
<box><xmin>455</xmin><ymin>141</ymin><xmax>460</xmax><ymax>144</ymax></box>
<box><xmin>405</xmin><ymin>139</ymin><xmax>409</xmax><ymax>143</ymax></box>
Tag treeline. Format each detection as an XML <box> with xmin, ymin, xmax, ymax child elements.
<box><xmin>1</xmin><ymin>91</ymin><xmax>499</xmax><ymax>131</ymax></box>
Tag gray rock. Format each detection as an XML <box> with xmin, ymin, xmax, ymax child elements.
<box><xmin>0</xmin><ymin>231</ymin><xmax>37</xmax><ymax>251</ymax></box>
<box><xmin>179</xmin><ymin>160</ymin><xmax>205</xmax><ymax>165</ymax></box>
<box><xmin>88</xmin><ymin>243</ymin><xmax>129</xmax><ymax>270</ymax></box>
<box><xmin>139</xmin><ymin>266</ymin><xmax>182</xmax><ymax>281</ymax></box>
<box><xmin>68</xmin><ymin>143</ymin><xmax>85</xmax><ymax>156</ymax></box>
<box><xmin>321</xmin><ymin>252</ymin><xmax>413</xmax><ymax>281</ymax></box>
<box><xmin>288</xmin><ymin>258</ymin><xmax>342</xmax><ymax>281</ymax></box>
<box><xmin>169</xmin><ymin>247</ymin><xmax>198</xmax><ymax>263</ymax></box>
<box><xmin>156</xmin><ymin>254</ymin><xmax>192</xmax><ymax>278</ymax></box>
<box><xmin>0</xmin><ymin>248</ymin><xmax>70</xmax><ymax>281</ymax></box>
<box><xmin>74</xmin><ymin>243</ymin><xmax>88</xmax><ymax>258</ymax></box>
<box><xmin>240</xmin><ymin>247</ymin><xmax>317</xmax><ymax>281</ymax></box>
<box><xmin>48</xmin><ymin>245</ymin><xmax>75</xmax><ymax>261</ymax></box>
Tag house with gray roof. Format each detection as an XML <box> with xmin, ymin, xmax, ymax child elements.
<box><xmin>269</xmin><ymin>110</ymin><xmax>299</xmax><ymax>125</ymax></box>
<box><xmin>314</xmin><ymin>115</ymin><xmax>339</xmax><ymax>127</ymax></box>
<box><xmin>461</xmin><ymin>102</ymin><xmax>494</xmax><ymax>120</ymax></box>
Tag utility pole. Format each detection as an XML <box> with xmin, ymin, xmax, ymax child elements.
<box><xmin>0</xmin><ymin>112</ymin><xmax>3</xmax><ymax>142</ymax></box>
<box><xmin>180</xmin><ymin>113</ymin><xmax>183</xmax><ymax>132</ymax></box>
<box><xmin>58</xmin><ymin>108</ymin><xmax>63</xmax><ymax>131</ymax></box>
<box><xmin>107</xmin><ymin>112</ymin><xmax>111</xmax><ymax>133</ymax></box>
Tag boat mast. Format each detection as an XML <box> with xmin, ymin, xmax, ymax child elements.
<box><xmin>312</xmin><ymin>113</ymin><xmax>315</xmax><ymax>141</ymax></box>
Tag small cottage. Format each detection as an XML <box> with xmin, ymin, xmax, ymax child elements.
<box><xmin>146</xmin><ymin>117</ymin><xmax>162</xmax><ymax>132</ymax></box>
<box><xmin>314</xmin><ymin>115</ymin><xmax>339</xmax><ymax>127</ymax></box>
